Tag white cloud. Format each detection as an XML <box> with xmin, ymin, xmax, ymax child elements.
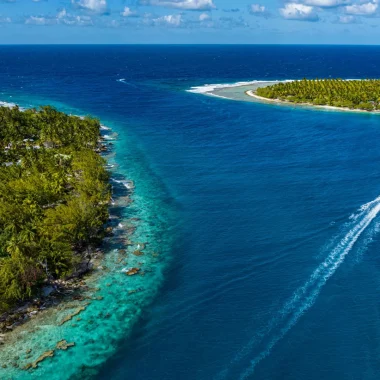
<box><xmin>199</xmin><ymin>12</ymin><xmax>210</xmax><ymax>21</ymax></box>
<box><xmin>154</xmin><ymin>14</ymin><xmax>182</xmax><ymax>25</ymax></box>
<box><xmin>25</xmin><ymin>16</ymin><xmax>52</xmax><ymax>25</ymax></box>
<box><xmin>72</xmin><ymin>0</ymin><xmax>107</xmax><ymax>13</ymax></box>
<box><xmin>24</xmin><ymin>8</ymin><xmax>94</xmax><ymax>26</ymax></box>
<box><xmin>0</xmin><ymin>16</ymin><xmax>11</xmax><ymax>23</ymax></box>
<box><xmin>250</xmin><ymin>4</ymin><xmax>265</xmax><ymax>13</ymax></box>
<box><xmin>57</xmin><ymin>8</ymin><xmax>67</xmax><ymax>19</ymax></box>
<box><xmin>141</xmin><ymin>0</ymin><xmax>216</xmax><ymax>11</ymax></box>
<box><xmin>61</xmin><ymin>14</ymin><xmax>93</xmax><ymax>25</ymax></box>
<box><xmin>345</xmin><ymin>1</ymin><xmax>378</xmax><ymax>15</ymax></box>
<box><xmin>280</xmin><ymin>3</ymin><xmax>319</xmax><ymax>20</ymax></box>
<box><xmin>121</xmin><ymin>7</ymin><xmax>138</xmax><ymax>17</ymax></box>
<box><xmin>301</xmin><ymin>0</ymin><xmax>350</xmax><ymax>7</ymax></box>
<box><xmin>249</xmin><ymin>3</ymin><xmax>270</xmax><ymax>17</ymax></box>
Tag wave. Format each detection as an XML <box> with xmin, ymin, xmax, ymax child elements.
<box><xmin>218</xmin><ymin>195</ymin><xmax>380</xmax><ymax>380</ymax></box>
<box><xmin>0</xmin><ymin>96</ymin><xmax>175</xmax><ymax>380</ymax></box>
<box><xmin>116</xmin><ymin>78</ymin><xmax>138</xmax><ymax>88</ymax></box>
<box><xmin>103</xmin><ymin>134</ymin><xmax>116</xmax><ymax>140</ymax></box>
<box><xmin>187</xmin><ymin>80</ymin><xmax>292</xmax><ymax>95</ymax></box>
<box><xmin>203</xmin><ymin>93</ymin><xmax>231</xmax><ymax>100</ymax></box>
<box><xmin>187</xmin><ymin>78</ymin><xmax>361</xmax><ymax>97</ymax></box>
<box><xmin>0</xmin><ymin>100</ymin><xmax>17</xmax><ymax>108</ymax></box>
<box><xmin>111</xmin><ymin>177</ymin><xmax>135</xmax><ymax>190</ymax></box>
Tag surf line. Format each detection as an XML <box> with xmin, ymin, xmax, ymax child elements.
<box><xmin>218</xmin><ymin>195</ymin><xmax>380</xmax><ymax>380</ymax></box>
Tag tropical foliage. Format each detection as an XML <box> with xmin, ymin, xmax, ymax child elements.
<box><xmin>256</xmin><ymin>79</ymin><xmax>380</xmax><ymax>111</ymax></box>
<box><xmin>0</xmin><ymin>106</ymin><xmax>110</xmax><ymax>311</ymax></box>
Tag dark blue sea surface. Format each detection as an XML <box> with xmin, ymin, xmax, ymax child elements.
<box><xmin>2</xmin><ymin>45</ymin><xmax>380</xmax><ymax>379</ymax></box>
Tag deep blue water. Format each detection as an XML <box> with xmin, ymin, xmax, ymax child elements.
<box><xmin>2</xmin><ymin>45</ymin><xmax>380</xmax><ymax>379</ymax></box>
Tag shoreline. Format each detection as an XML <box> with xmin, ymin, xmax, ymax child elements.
<box><xmin>0</xmin><ymin>112</ymin><xmax>123</xmax><ymax>373</ymax></box>
<box><xmin>0</xmin><ymin>132</ymin><xmax>116</xmax><ymax>340</ymax></box>
<box><xmin>246</xmin><ymin>89</ymin><xmax>380</xmax><ymax>115</ymax></box>
<box><xmin>189</xmin><ymin>80</ymin><xmax>380</xmax><ymax>115</ymax></box>
<box><xmin>0</xmin><ymin>100</ymin><xmax>173</xmax><ymax>379</ymax></box>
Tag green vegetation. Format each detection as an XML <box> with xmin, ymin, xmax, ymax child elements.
<box><xmin>256</xmin><ymin>79</ymin><xmax>380</xmax><ymax>111</ymax></box>
<box><xmin>0</xmin><ymin>105</ymin><xmax>111</xmax><ymax>311</ymax></box>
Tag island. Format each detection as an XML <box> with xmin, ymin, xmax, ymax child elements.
<box><xmin>0</xmin><ymin>103</ymin><xmax>155</xmax><ymax>377</ymax></box>
<box><xmin>248</xmin><ymin>79</ymin><xmax>380</xmax><ymax>112</ymax></box>
<box><xmin>0</xmin><ymin>105</ymin><xmax>111</xmax><ymax>313</ymax></box>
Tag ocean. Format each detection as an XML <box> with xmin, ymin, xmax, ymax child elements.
<box><xmin>1</xmin><ymin>45</ymin><xmax>380</xmax><ymax>379</ymax></box>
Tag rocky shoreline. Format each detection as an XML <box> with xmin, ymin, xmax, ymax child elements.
<box><xmin>0</xmin><ymin>133</ymin><xmax>115</xmax><ymax>336</ymax></box>
<box><xmin>0</xmin><ymin>100</ymin><xmax>171</xmax><ymax>380</ymax></box>
<box><xmin>0</xmin><ymin>127</ymin><xmax>142</xmax><ymax>373</ymax></box>
<box><xmin>0</xmin><ymin>246</ymin><xmax>106</xmax><ymax>336</ymax></box>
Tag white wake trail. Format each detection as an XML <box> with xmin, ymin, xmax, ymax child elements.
<box><xmin>240</xmin><ymin>198</ymin><xmax>380</xmax><ymax>379</ymax></box>
<box><xmin>218</xmin><ymin>195</ymin><xmax>380</xmax><ymax>380</ymax></box>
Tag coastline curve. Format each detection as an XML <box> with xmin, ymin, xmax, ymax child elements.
<box><xmin>188</xmin><ymin>79</ymin><xmax>380</xmax><ymax>115</ymax></box>
<box><xmin>0</xmin><ymin>101</ymin><xmax>176</xmax><ymax>380</ymax></box>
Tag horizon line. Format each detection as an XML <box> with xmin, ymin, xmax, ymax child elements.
<box><xmin>1</xmin><ymin>43</ymin><xmax>380</xmax><ymax>46</ymax></box>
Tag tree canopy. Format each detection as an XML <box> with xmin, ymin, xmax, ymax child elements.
<box><xmin>256</xmin><ymin>79</ymin><xmax>380</xmax><ymax>111</ymax></box>
<box><xmin>0</xmin><ymin>106</ymin><xmax>110</xmax><ymax>311</ymax></box>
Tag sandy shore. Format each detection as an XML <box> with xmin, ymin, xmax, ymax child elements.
<box><xmin>245</xmin><ymin>90</ymin><xmax>380</xmax><ymax>115</ymax></box>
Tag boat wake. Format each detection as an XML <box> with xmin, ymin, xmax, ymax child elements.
<box><xmin>218</xmin><ymin>195</ymin><xmax>380</xmax><ymax>380</ymax></box>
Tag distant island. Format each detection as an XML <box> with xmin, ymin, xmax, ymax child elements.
<box><xmin>247</xmin><ymin>79</ymin><xmax>380</xmax><ymax>112</ymax></box>
<box><xmin>0</xmin><ymin>105</ymin><xmax>110</xmax><ymax>313</ymax></box>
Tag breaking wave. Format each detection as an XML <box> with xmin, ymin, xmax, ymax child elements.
<box><xmin>187</xmin><ymin>80</ymin><xmax>292</xmax><ymax>95</ymax></box>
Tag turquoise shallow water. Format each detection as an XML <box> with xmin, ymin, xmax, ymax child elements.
<box><xmin>0</xmin><ymin>96</ymin><xmax>177</xmax><ymax>379</ymax></box>
<box><xmin>3</xmin><ymin>45</ymin><xmax>380</xmax><ymax>379</ymax></box>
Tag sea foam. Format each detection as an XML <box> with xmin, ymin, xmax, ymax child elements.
<box><xmin>0</xmin><ymin>100</ymin><xmax>18</xmax><ymax>108</ymax></box>
<box><xmin>187</xmin><ymin>80</ymin><xmax>292</xmax><ymax>95</ymax></box>
<box><xmin>218</xmin><ymin>195</ymin><xmax>380</xmax><ymax>380</ymax></box>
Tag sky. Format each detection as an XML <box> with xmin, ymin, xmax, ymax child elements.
<box><xmin>0</xmin><ymin>0</ymin><xmax>380</xmax><ymax>44</ymax></box>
